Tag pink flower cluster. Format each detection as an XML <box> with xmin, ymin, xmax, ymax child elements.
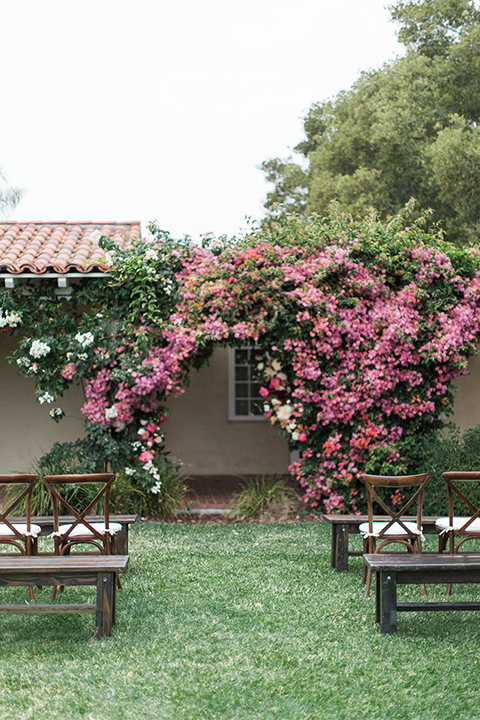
<box><xmin>172</xmin><ymin>225</ymin><xmax>480</xmax><ymax>513</ymax></box>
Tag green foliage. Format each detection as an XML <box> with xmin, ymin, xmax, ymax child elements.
<box><xmin>401</xmin><ymin>422</ymin><xmax>480</xmax><ymax>515</ymax></box>
<box><xmin>390</xmin><ymin>0</ymin><xmax>480</xmax><ymax>57</ymax></box>
<box><xmin>146</xmin><ymin>463</ymin><xmax>190</xmax><ymax>520</ymax></box>
<box><xmin>232</xmin><ymin>474</ymin><xmax>297</xmax><ymax>520</ymax></box>
<box><xmin>262</xmin><ymin>0</ymin><xmax>480</xmax><ymax>246</ymax></box>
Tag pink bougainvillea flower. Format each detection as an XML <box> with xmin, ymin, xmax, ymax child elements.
<box><xmin>139</xmin><ymin>450</ymin><xmax>155</xmax><ymax>463</ymax></box>
<box><xmin>60</xmin><ymin>363</ymin><xmax>76</xmax><ymax>380</ymax></box>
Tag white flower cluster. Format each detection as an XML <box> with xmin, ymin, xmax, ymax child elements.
<box><xmin>75</xmin><ymin>332</ymin><xmax>95</xmax><ymax>347</ymax></box>
<box><xmin>0</xmin><ymin>311</ymin><xmax>21</xmax><ymax>328</ymax></box>
<box><xmin>16</xmin><ymin>357</ymin><xmax>30</xmax><ymax>368</ymax></box>
<box><xmin>49</xmin><ymin>407</ymin><xmax>64</xmax><ymax>419</ymax></box>
<box><xmin>161</xmin><ymin>277</ymin><xmax>174</xmax><ymax>296</ymax></box>
<box><xmin>104</xmin><ymin>250</ymin><xmax>116</xmax><ymax>266</ymax></box>
<box><xmin>38</xmin><ymin>392</ymin><xmax>54</xmax><ymax>404</ymax></box>
<box><xmin>151</xmin><ymin>480</ymin><xmax>162</xmax><ymax>495</ymax></box>
<box><xmin>105</xmin><ymin>406</ymin><xmax>119</xmax><ymax>420</ymax></box>
<box><xmin>125</xmin><ymin>467</ymin><xmax>136</xmax><ymax>476</ymax></box>
<box><xmin>30</xmin><ymin>339</ymin><xmax>51</xmax><ymax>358</ymax></box>
<box><xmin>145</xmin><ymin>248</ymin><xmax>158</xmax><ymax>262</ymax></box>
<box><xmin>144</xmin><ymin>460</ymin><xmax>161</xmax><ymax>480</ymax></box>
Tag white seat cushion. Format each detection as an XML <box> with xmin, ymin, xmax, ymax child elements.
<box><xmin>57</xmin><ymin>522</ymin><xmax>122</xmax><ymax>537</ymax></box>
<box><xmin>435</xmin><ymin>517</ymin><xmax>480</xmax><ymax>532</ymax></box>
<box><xmin>359</xmin><ymin>520</ymin><xmax>421</xmax><ymax>536</ymax></box>
<box><xmin>0</xmin><ymin>523</ymin><xmax>42</xmax><ymax>537</ymax></box>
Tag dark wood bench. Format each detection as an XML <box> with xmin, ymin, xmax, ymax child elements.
<box><xmin>322</xmin><ymin>514</ymin><xmax>439</xmax><ymax>572</ymax></box>
<box><xmin>9</xmin><ymin>514</ymin><xmax>138</xmax><ymax>555</ymax></box>
<box><xmin>363</xmin><ymin>553</ymin><xmax>480</xmax><ymax>634</ymax></box>
<box><xmin>0</xmin><ymin>555</ymin><xmax>129</xmax><ymax>638</ymax></box>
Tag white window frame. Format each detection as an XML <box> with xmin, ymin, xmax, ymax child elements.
<box><xmin>228</xmin><ymin>346</ymin><xmax>266</xmax><ymax>421</ymax></box>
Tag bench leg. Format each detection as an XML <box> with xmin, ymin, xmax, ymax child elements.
<box><xmin>115</xmin><ymin>526</ymin><xmax>127</xmax><ymax>555</ymax></box>
<box><xmin>335</xmin><ymin>524</ymin><xmax>349</xmax><ymax>572</ymax></box>
<box><xmin>331</xmin><ymin>525</ymin><xmax>337</xmax><ymax>568</ymax></box>
<box><xmin>96</xmin><ymin>571</ymin><xmax>114</xmax><ymax>638</ymax></box>
<box><xmin>379</xmin><ymin>571</ymin><xmax>397</xmax><ymax>634</ymax></box>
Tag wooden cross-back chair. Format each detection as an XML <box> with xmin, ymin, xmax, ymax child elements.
<box><xmin>0</xmin><ymin>474</ymin><xmax>41</xmax><ymax>600</ymax></box>
<box><xmin>436</xmin><ymin>471</ymin><xmax>480</xmax><ymax>595</ymax></box>
<box><xmin>42</xmin><ymin>473</ymin><xmax>121</xmax><ymax>556</ymax></box>
<box><xmin>359</xmin><ymin>473</ymin><xmax>431</xmax><ymax>596</ymax></box>
<box><xmin>42</xmin><ymin>474</ymin><xmax>122</xmax><ymax>600</ymax></box>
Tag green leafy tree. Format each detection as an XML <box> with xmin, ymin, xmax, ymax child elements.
<box><xmin>262</xmin><ymin>0</ymin><xmax>480</xmax><ymax>246</ymax></box>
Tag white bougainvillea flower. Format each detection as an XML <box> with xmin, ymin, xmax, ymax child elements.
<box><xmin>30</xmin><ymin>340</ymin><xmax>51</xmax><ymax>358</ymax></box>
<box><xmin>276</xmin><ymin>405</ymin><xmax>293</xmax><ymax>422</ymax></box>
<box><xmin>105</xmin><ymin>406</ymin><xmax>119</xmax><ymax>420</ymax></box>
<box><xmin>74</xmin><ymin>331</ymin><xmax>95</xmax><ymax>347</ymax></box>
<box><xmin>145</xmin><ymin>248</ymin><xmax>158</xmax><ymax>261</ymax></box>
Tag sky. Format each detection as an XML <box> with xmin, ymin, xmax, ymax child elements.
<box><xmin>0</xmin><ymin>0</ymin><xmax>403</xmax><ymax>241</ymax></box>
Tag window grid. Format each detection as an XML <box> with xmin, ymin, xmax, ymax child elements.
<box><xmin>228</xmin><ymin>347</ymin><xmax>265</xmax><ymax>421</ymax></box>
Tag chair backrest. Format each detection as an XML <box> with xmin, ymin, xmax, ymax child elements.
<box><xmin>359</xmin><ymin>473</ymin><xmax>431</xmax><ymax>538</ymax></box>
<box><xmin>42</xmin><ymin>473</ymin><xmax>116</xmax><ymax>540</ymax></box>
<box><xmin>0</xmin><ymin>474</ymin><xmax>39</xmax><ymax>539</ymax></box>
<box><xmin>442</xmin><ymin>471</ymin><xmax>480</xmax><ymax>534</ymax></box>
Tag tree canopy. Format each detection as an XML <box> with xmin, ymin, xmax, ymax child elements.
<box><xmin>262</xmin><ymin>0</ymin><xmax>480</xmax><ymax>246</ymax></box>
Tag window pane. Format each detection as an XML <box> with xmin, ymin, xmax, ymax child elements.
<box><xmin>236</xmin><ymin>383</ymin><xmax>249</xmax><ymax>398</ymax></box>
<box><xmin>236</xmin><ymin>400</ymin><xmax>249</xmax><ymax>415</ymax></box>
<box><xmin>235</xmin><ymin>349</ymin><xmax>249</xmax><ymax>365</ymax></box>
<box><xmin>235</xmin><ymin>366</ymin><xmax>249</xmax><ymax>381</ymax></box>
<box><xmin>251</xmin><ymin>400</ymin><xmax>264</xmax><ymax>415</ymax></box>
<box><xmin>251</xmin><ymin>382</ymin><xmax>262</xmax><ymax>398</ymax></box>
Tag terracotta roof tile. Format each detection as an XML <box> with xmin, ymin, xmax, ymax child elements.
<box><xmin>0</xmin><ymin>222</ymin><xmax>141</xmax><ymax>274</ymax></box>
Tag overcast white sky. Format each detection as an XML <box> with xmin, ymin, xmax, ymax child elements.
<box><xmin>0</xmin><ymin>0</ymin><xmax>402</xmax><ymax>241</ymax></box>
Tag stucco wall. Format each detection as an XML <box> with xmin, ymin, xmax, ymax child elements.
<box><xmin>0</xmin><ymin>333</ymin><xmax>86</xmax><ymax>473</ymax></box>
<box><xmin>0</xmin><ymin>336</ymin><xmax>290</xmax><ymax>476</ymax></box>
<box><xmin>4</xmin><ymin>327</ymin><xmax>478</xmax><ymax>476</ymax></box>
<box><xmin>164</xmin><ymin>346</ymin><xmax>291</xmax><ymax>476</ymax></box>
<box><xmin>450</xmin><ymin>352</ymin><xmax>480</xmax><ymax>431</ymax></box>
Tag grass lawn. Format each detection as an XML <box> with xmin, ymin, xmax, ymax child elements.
<box><xmin>0</xmin><ymin>520</ymin><xmax>479</xmax><ymax>719</ymax></box>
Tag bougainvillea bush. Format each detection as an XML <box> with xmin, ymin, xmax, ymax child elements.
<box><xmin>0</xmin><ymin>226</ymin><xmax>207</xmax><ymax>503</ymax></box>
<box><xmin>2</xmin><ymin>207</ymin><xmax>480</xmax><ymax>513</ymax></box>
<box><xmin>173</xmin><ymin>207</ymin><xmax>480</xmax><ymax>512</ymax></box>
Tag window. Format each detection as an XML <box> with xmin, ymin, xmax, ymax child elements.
<box><xmin>228</xmin><ymin>346</ymin><xmax>265</xmax><ymax>421</ymax></box>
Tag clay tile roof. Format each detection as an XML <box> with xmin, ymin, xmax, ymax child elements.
<box><xmin>0</xmin><ymin>222</ymin><xmax>141</xmax><ymax>275</ymax></box>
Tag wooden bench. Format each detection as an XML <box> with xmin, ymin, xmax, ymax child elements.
<box><xmin>0</xmin><ymin>555</ymin><xmax>129</xmax><ymax>638</ymax></box>
<box><xmin>322</xmin><ymin>514</ymin><xmax>439</xmax><ymax>572</ymax></box>
<box><xmin>364</xmin><ymin>553</ymin><xmax>480</xmax><ymax>634</ymax></box>
<box><xmin>9</xmin><ymin>514</ymin><xmax>138</xmax><ymax>555</ymax></box>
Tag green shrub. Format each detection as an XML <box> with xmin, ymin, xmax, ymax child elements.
<box><xmin>402</xmin><ymin>423</ymin><xmax>480</xmax><ymax>516</ymax></box>
<box><xmin>232</xmin><ymin>474</ymin><xmax>297</xmax><ymax>521</ymax></box>
<box><xmin>25</xmin><ymin>444</ymin><xmax>188</xmax><ymax>518</ymax></box>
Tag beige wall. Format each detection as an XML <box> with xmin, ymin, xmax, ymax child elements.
<box><xmin>0</xmin><ymin>333</ymin><xmax>86</xmax><ymax>473</ymax></box>
<box><xmin>450</xmin><ymin>352</ymin><xmax>480</xmax><ymax>431</ymax></box>
<box><xmin>6</xmin><ymin>327</ymin><xmax>477</xmax><ymax>476</ymax></box>
<box><xmin>164</xmin><ymin>346</ymin><xmax>291</xmax><ymax>476</ymax></box>
<box><xmin>0</xmin><ymin>336</ymin><xmax>290</xmax><ymax>476</ymax></box>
